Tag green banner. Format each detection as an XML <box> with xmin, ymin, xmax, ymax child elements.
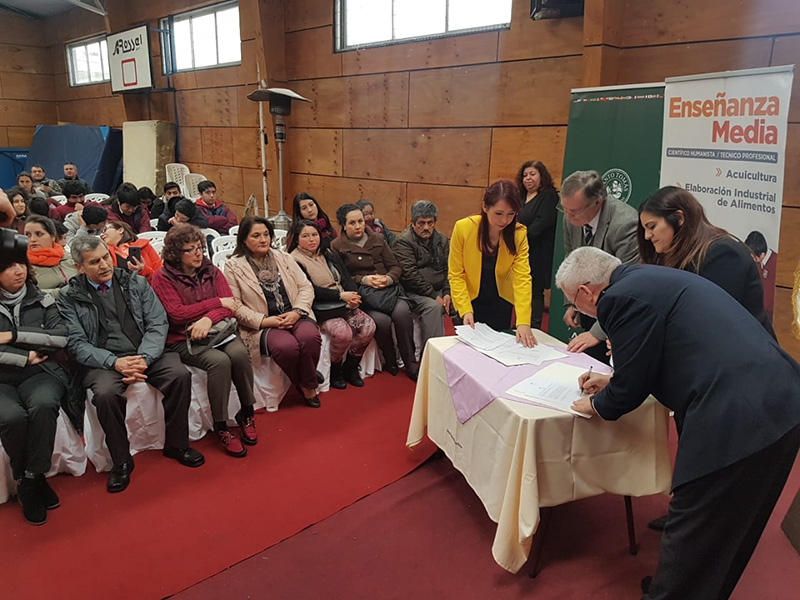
<box><xmin>550</xmin><ymin>85</ymin><xmax>665</xmax><ymax>342</ymax></box>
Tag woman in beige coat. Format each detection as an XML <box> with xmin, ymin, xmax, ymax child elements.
<box><xmin>224</xmin><ymin>216</ymin><xmax>323</xmax><ymax>408</ymax></box>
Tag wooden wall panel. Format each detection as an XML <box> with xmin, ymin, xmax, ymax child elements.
<box><xmin>0</xmin><ymin>73</ymin><xmax>55</xmax><ymax>100</ymax></box>
<box><xmin>0</xmin><ymin>128</ymin><xmax>8</xmax><ymax>146</ymax></box>
<box><xmin>285</xmin><ymin>0</ymin><xmax>332</xmax><ymax>32</ymax></box>
<box><xmin>201</xmin><ymin>128</ymin><xmax>235</xmax><ymax>166</ymax></box>
<box><xmin>176</xmin><ymin>88</ymin><xmax>239</xmax><ymax>127</ymax></box>
<box><xmin>406</xmin><ymin>183</ymin><xmax>485</xmax><ymax>235</ymax></box>
<box><xmin>183</xmin><ymin>163</ymin><xmax>246</xmax><ymax>208</ymax></box>
<box><xmin>620</xmin><ymin>0</ymin><xmax>800</xmax><ymax>47</ymax></box>
<box><xmin>343</xmin><ymin>129</ymin><xmax>491</xmax><ymax>187</ymax></box>
<box><xmin>288</xmin><ymin>128</ymin><xmax>343</xmax><ymax>176</ymax></box>
<box><xmin>784</xmin><ymin>125</ymin><xmax>800</xmax><ymax>208</ymax></box>
<box><xmin>57</xmin><ymin>97</ymin><xmax>126</xmax><ymax>126</ymax></box>
<box><xmin>236</xmin><ymin>85</ymin><xmax>260</xmax><ymax>128</ymax></box>
<box><xmin>776</xmin><ymin>207</ymin><xmax>800</xmax><ymax>289</ymax></box>
<box><xmin>0</xmin><ymin>99</ymin><xmax>56</xmax><ymax>126</ymax></box>
<box><xmin>409</xmin><ymin>57</ymin><xmax>581</xmax><ymax>128</ymax></box>
<box><xmin>291</xmin><ymin>173</ymin><xmax>408</xmax><ymax>230</ymax></box>
<box><xmin>771</xmin><ymin>35</ymin><xmax>800</xmax><ymax>123</ymax></box>
<box><xmin>498</xmin><ymin>10</ymin><xmax>583</xmax><ymax>62</ymax></box>
<box><xmin>488</xmin><ymin>126</ymin><xmax>568</xmax><ymax>187</ymax></box>
<box><xmin>774</xmin><ymin>287</ymin><xmax>800</xmax><ymax>361</ymax></box>
<box><xmin>231</xmin><ymin>127</ymin><xmax>263</xmax><ymax>170</ymax></box>
<box><xmin>0</xmin><ymin>45</ymin><xmax>53</xmax><ymax>75</ymax></box>
<box><xmin>285</xmin><ymin>27</ymin><xmax>342</xmax><ymax>80</ymax></box>
<box><xmin>290</xmin><ymin>73</ymin><xmax>409</xmax><ymax>128</ymax></box>
<box><xmin>7</xmin><ymin>127</ymin><xmax>36</xmax><ymax>147</ymax></box>
<box><xmin>178</xmin><ymin>126</ymin><xmax>204</xmax><ymax>164</ymax></box>
<box><xmin>1</xmin><ymin>9</ymin><xmax>46</xmax><ymax>47</ymax></box>
<box><xmin>616</xmin><ymin>39</ymin><xmax>773</xmax><ymax>85</ymax></box>
<box><xmin>341</xmin><ymin>32</ymin><xmax>499</xmax><ymax>76</ymax></box>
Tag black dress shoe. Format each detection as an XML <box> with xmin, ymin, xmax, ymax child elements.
<box><xmin>305</xmin><ymin>396</ymin><xmax>321</xmax><ymax>408</ymax></box>
<box><xmin>647</xmin><ymin>514</ymin><xmax>668</xmax><ymax>532</ymax></box>
<box><xmin>163</xmin><ymin>446</ymin><xmax>205</xmax><ymax>467</ymax></box>
<box><xmin>329</xmin><ymin>362</ymin><xmax>347</xmax><ymax>389</ymax></box>
<box><xmin>406</xmin><ymin>364</ymin><xmax>419</xmax><ymax>382</ymax></box>
<box><xmin>315</xmin><ymin>370</ymin><xmax>325</xmax><ymax>384</ymax></box>
<box><xmin>18</xmin><ymin>477</ymin><xmax>47</xmax><ymax>525</ymax></box>
<box><xmin>35</xmin><ymin>474</ymin><xmax>60</xmax><ymax>510</ymax></box>
<box><xmin>385</xmin><ymin>363</ymin><xmax>399</xmax><ymax>376</ymax></box>
<box><xmin>107</xmin><ymin>458</ymin><xmax>135</xmax><ymax>494</ymax></box>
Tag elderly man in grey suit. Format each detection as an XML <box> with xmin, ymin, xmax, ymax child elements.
<box><xmin>561</xmin><ymin>170</ymin><xmax>638</xmax><ymax>362</ymax></box>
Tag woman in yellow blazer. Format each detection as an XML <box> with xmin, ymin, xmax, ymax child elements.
<box><xmin>449</xmin><ymin>180</ymin><xmax>537</xmax><ymax>347</ymax></box>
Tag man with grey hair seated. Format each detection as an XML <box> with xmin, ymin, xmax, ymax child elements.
<box><xmin>392</xmin><ymin>200</ymin><xmax>450</xmax><ymax>351</ymax></box>
<box><xmin>555</xmin><ymin>246</ymin><xmax>800</xmax><ymax>600</ymax></box>
<box><xmin>57</xmin><ymin>236</ymin><xmax>204</xmax><ymax>494</ymax></box>
<box><xmin>560</xmin><ymin>170</ymin><xmax>638</xmax><ymax>362</ymax></box>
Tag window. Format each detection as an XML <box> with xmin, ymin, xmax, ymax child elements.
<box><xmin>336</xmin><ymin>0</ymin><xmax>513</xmax><ymax>50</ymax></box>
<box><xmin>67</xmin><ymin>36</ymin><xmax>110</xmax><ymax>86</ymax></box>
<box><xmin>161</xmin><ymin>1</ymin><xmax>241</xmax><ymax>73</ymax></box>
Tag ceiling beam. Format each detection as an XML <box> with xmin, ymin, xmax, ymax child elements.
<box><xmin>0</xmin><ymin>1</ymin><xmax>40</xmax><ymax>19</ymax></box>
<box><xmin>64</xmin><ymin>0</ymin><xmax>107</xmax><ymax>17</ymax></box>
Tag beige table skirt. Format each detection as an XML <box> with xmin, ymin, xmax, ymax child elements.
<box><xmin>407</xmin><ymin>335</ymin><xmax>672</xmax><ymax>573</ymax></box>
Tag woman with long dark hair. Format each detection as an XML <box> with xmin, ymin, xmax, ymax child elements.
<box><xmin>24</xmin><ymin>215</ymin><xmax>77</xmax><ymax>299</ymax></box>
<box><xmin>150</xmin><ymin>224</ymin><xmax>258</xmax><ymax>457</ymax></box>
<box><xmin>101</xmin><ymin>221</ymin><xmax>163</xmax><ymax>282</ymax></box>
<box><xmin>638</xmin><ymin>186</ymin><xmax>773</xmax><ymax>335</ymax></box>
<box><xmin>224</xmin><ymin>216</ymin><xmax>324</xmax><ymax>407</ymax></box>
<box><xmin>516</xmin><ymin>160</ymin><xmax>559</xmax><ymax>330</ymax></box>
<box><xmin>289</xmin><ymin>220</ymin><xmax>376</xmax><ymax>389</ymax></box>
<box><xmin>448</xmin><ymin>180</ymin><xmax>536</xmax><ymax>347</ymax></box>
<box><xmin>290</xmin><ymin>192</ymin><xmax>336</xmax><ymax>246</ymax></box>
<box><xmin>0</xmin><ymin>254</ymin><xmax>69</xmax><ymax>525</ymax></box>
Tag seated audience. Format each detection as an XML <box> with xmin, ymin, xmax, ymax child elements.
<box><xmin>332</xmin><ymin>204</ymin><xmax>418</xmax><ymax>381</ymax></box>
<box><xmin>106</xmin><ymin>182</ymin><xmax>152</xmax><ymax>233</ymax></box>
<box><xmin>289</xmin><ymin>220</ymin><xmax>376</xmax><ymax>389</ymax></box>
<box><xmin>150</xmin><ymin>182</ymin><xmax>181</xmax><ymax>220</ymax></box>
<box><xmin>57</xmin><ymin>161</ymin><xmax>92</xmax><ymax>193</ymax></box>
<box><xmin>638</xmin><ymin>186</ymin><xmax>774</xmax><ymax>337</ymax></box>
<box><xmin>158</xmin><ymin>197</ymin><xmax>209</xmax><ymax>232</ymax></box>
<box><xmin>57</xmin><ymin>236</ymin><xmax>204</xmax><ymax>493</ymax></box>
<box><xmin>0</xmin><ymin>255</ymin><xmax>68</xmax><ymax>525</ymax></box>
<box><xmin>24</xmin><ymin>216</ymin><xmax>77</xmax><ymax>298</ymax></box>
<box><xmin>290</xmin><ymin>192</ymin><xmax>336</xmax><ymax>247</ymax></box>
<box><xmin>392</xmin><ymin>200</ymin><xmax>451</xmax><ymax>346</ymax></box>
<box><xmin>449</xmin><ymin>180</ymin><xmax>536</xmax><ymax>347</ymax></box>
<box><xmin>6</xmin><ymin>186</ymin><xmax>29</xmax><ymax>234</ymax></box>
<box><xmin>101</xmin><ymin>221</ymin><xmax>163</xmax><ymax>282</ymax></box>
<box><xmin>64</xmin><ymin>204</ymin><xmax>107</xmax><ymax>245</ymax></box>
<box><xmin>195</xmin><ymin>180</ymin><xmax>237</xmax><ymax>235</ymax></box>
<box><xmin>54</xmin><ymin>180</ymin><xmax>89</xmax><ymax>221</ymax></box>
<box><xmin>357</xmin><ymin>199</ymin><xmax>395</xmax><ymax>245</ymax></box>
<box><xmin>137</xmin><ymin>187</ymin><xmax>157</xmax><ymax>216</ymax></box>
<box><xmin>150</xmin><ymin>225</ymin><xmax>258</xmax><ymax>455</ymax></box>
<box><xmin>27</xmin><ymin>196</ymin><xmax>59</xmax><ymax>221</ymax></box>
<box><xmin>53</xmin><ymin>221</ymin><xmax>68</xmax><ymax>247</ymax></box>
<box><xmin>516</xmin><ymin>160</ymin><xmax>559</xmax><ymax>330</ymax></box>
<box><xmin>17</xmin><ymin>172</ymin><xmax>46</xmax><ymax>200</ymax></box>
<box><xmin>225</xmin><ymin>217</ymin><xmax>323</xmax><ymax>407</ymax></box>
<box><xmin>30</xmin><ymin>165</ymin><xmax>62</xmax><ymax>197</ymax></box>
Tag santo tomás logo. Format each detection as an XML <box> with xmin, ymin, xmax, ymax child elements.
<box><xmin>602</xmin><ymin>168</ymin><xmax>632</xmax><ymax>204</ymax></box>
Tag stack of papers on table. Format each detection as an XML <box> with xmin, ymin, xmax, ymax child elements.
<box><xmin>454</xmin><ymin>323</ymin><xmax>567</xmax><ymax>366</ymax></box>
<box><xmin>505</xmin><ymin>362</ymin><xmax>592</xmax><ymax>418</ymax></box>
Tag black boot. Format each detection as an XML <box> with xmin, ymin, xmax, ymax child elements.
<box><xmin>343</xmin><ymin>354</ymin><xmax>364</xmax><ymax>387</ymax></box>
<box><xmin>35</xmin><ymin>475</ymin><xmax>60</xmax><ymax>510</ymax></box>
<box><xmin>18</xmin><ymin>477</ymin><xmax>46</xmax><ymax>526</ymax></box>
<box><xmin>330</xmin><ymin>361</ymin><xmax>347</xmax><ymax>389</ymax></box>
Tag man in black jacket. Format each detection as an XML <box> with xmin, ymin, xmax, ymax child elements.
<box><xmin>557</xmin><ymin>247</ymin><xmax>800</xmax><ymax>600</ymax></box>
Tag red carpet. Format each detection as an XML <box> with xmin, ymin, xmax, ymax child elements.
<box><xmin>0</xmin><ymin>371</ymin><xmax>435</xmax><ymax>600</ymax></box>
<box><xmin>175</xmin><ymin>430</ymin><xmax>800</xmax><ymax>600</ymax></box>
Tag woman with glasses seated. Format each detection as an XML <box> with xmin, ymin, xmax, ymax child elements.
<box><xmin>101</xmin><ymin>221</ymin><xmax>163</xmax><ymax>282</ymax></box>
<box><xmin>150</xmin><ymin>224</ymin><xmax>258</xmax><ymax>458</ymax></box>
<box><xmin>448</xmin><ymin>180</ymin><xmax>537</xmax><ymax>347</ymax></box>
<box><xmin>224</xmin><ymin>216</ymin><xmax>324</xmax><ymax>408</ymax></box>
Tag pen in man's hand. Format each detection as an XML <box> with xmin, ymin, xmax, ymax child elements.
<box><xmin>581</xmin><ymin>365</ymin><xmax>593</xmax><ymax>393</ymax></box>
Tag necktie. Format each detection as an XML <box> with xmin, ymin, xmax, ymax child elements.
<box><xmin>583</xmin><ymin>224</ymin><xmax>594</xmax><ymax>246</ymax></box>
<box><xmin>98</xmin><ymin>282</ymin><xmax>109</xmax><ymax>295</ymax></box>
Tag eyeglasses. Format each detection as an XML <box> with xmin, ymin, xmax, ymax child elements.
<box><xmin>557</xmin><ymin>199</ymin><xmax>598</xmax><ymax>218</ymax></box>
<box><xmin>182</xmin><ymin>246</ymin><xmax>204</xmax><ymax>254</ymax></box>
<box><xmin>568</xmin><ymin>282</ymin><xmax>592</xmax><ymax>314</ymax></box>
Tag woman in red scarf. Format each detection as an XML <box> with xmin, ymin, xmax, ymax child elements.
<box><xmin>24</xmin><ymin>215</ymin><xmax>77</xmax><ymax>298</ymax></box>
<box><xmin>101</xmin><ymin>221</ymin><xmax>163</xmax><ymax>282</ymax></box>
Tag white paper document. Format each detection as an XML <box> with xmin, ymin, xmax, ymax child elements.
<box><xmin>505</xmin><ymin>363</ymin><xmax>592</xmax><ymax>418</ymax></box>
<box><xmin>455</xmin><ymin>324</ymin><xmax>567</xmax><ymax>366</ymax></box>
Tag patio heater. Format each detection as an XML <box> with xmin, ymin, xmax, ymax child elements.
<box><xmin>246</xmin><ymin>87</ymin><xmax>310</xmax><ymax>231</ymax></box>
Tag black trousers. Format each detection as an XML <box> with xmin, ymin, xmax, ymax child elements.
<box><xmin>648</xmin><ymin>423</ymin><xmax>800</xmax><ymax>600</ymax></box>
<box><xmin>83</xmin><ymin>352</ymin><xmax>191</xmax><ymax>467</ymax></box>
<box><xmin>0</xmin><ymin>366</ymin><xmax>64</xmax><ymax>480</ymax></box>
<box><xmin>368</xmin><ymin>298</ymin><xmax>416</xmax><ymax>369</ymax></box>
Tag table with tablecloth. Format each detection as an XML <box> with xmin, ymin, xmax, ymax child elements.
<box><xmin>406</xmin><ymin>333</ymin><xmax>672</xmax><ymax>573</ymax></box>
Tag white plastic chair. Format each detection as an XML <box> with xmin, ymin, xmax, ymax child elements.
<box><xmin>51</xmin><ymin>195</ymin><xmax>67</xmax><ymax>204</ymax></box>
<box><xmin>138</xmin><ymin>230</ymin><xmax>166</xmax><ymax>243</ymax></box>
<box><xmin>212</xmin><ymin>249</ymin><xmax>232</xmax><ymax>269</ymax></box>
<box><xmin>149</xmin><ymin>218</ymin><xmax>159</xmax><ymax>228</ymax></box>
<box><xmin>229</xmin><ymin>225</ymin><xmax>239</xmax><ymax>236</ymax></box>
<box><xmin>85</xmin><ymin>193</ymin><xmax>110</xmax><ymax>203</ymax></box>
<box><xmin>211</xmin><ymin>235</ymin><xmax>236</xmax><ymax>255</ymax></box>
<box><xmin>150</xmin><ymin>239</ymin><xmax>164</xmax><ymax>255</ymax></box>
<box><xmin>184</xmin><ymin>173</ymin><xmax>206</xmax><ymax>200</ymax></box>
<box><xmin>315</xmin><ymin>335</ymin><xmax>380</xmax><ymax>393</ymax></box>
<box><xmin>272</xmin><ymin>229</ymin><xmax>288</xmax><ymax>251</ymax></box>
<box><xmin>165</xmin><ymin>163</ymin><xmax>190</xmax><ymax>197</ymax></box>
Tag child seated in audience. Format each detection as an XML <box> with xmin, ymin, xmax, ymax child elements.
<box><xmin>195</xmin><ymin>180</ymin><xmax>237</xmax><ymax>235</ymax></box>
<box><xmin>357</xmin><ymin>199</ymin><xmax>395</xmax><ymax>245</ymax></box>
<box><xmin>105</xmin><ymin>182</ymin><xmax>152</xmax><ymax>234</ymax></box>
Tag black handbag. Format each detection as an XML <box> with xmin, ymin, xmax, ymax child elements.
<box><xmin>358</xmin><ymin>284</ymin><xmax>401</xmax><ymax>315</ymax></box>
<box><xmin>312</xmin><ymin>299</ymin><xmax>348</xmax><ymax>322</ymax></box>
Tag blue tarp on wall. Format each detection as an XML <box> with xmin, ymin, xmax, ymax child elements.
<box><xmin>0</xmin><ymin>148</ymin><xmax>28</xmax><ymax>189</ymax></box>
